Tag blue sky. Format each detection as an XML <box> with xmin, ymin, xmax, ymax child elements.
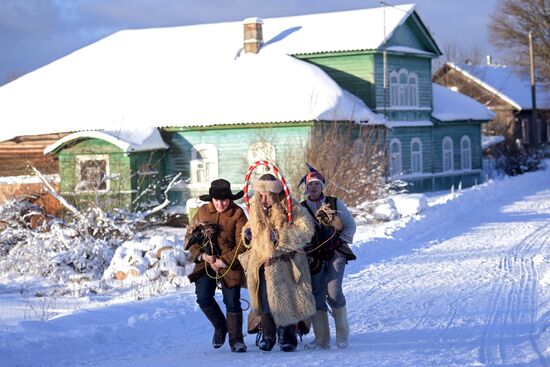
<box><xmin>0</xmin><ymin>0</ymin><xmax>500</xmax><ymax>83</ymax></box>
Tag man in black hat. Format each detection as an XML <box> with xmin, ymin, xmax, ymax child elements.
<box><xmin>185</xmin><ymin>178</ymin><xmax>248</xmax><ymax>353</ymax></box>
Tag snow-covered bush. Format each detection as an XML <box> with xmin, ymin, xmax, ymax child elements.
<box><xmin>0</xmin><ymin>197</ymin><xmax>189</xmax><ymax>296</ymax></box>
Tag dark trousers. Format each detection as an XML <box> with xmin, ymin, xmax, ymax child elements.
<box><xmin>195</xmin><ymin>272</ymin><xmax>242</xmax><ymax>313</ymax></box>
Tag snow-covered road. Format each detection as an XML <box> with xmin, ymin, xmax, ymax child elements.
<box><xmin>0</xmin><ymin>166</ymin><xmax>549</xmax><ymax>366</ymax></box>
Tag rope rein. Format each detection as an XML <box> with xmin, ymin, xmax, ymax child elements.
<box><xmin>203</xmin><ymin>236</ymin><xmax>245</xmax><ymax>281</ymax></box>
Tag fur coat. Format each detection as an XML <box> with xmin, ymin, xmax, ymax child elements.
<box><xmin>241</xmin><ymin>195</ymin><xmax>316</xmax><ymax>327</ymax></box>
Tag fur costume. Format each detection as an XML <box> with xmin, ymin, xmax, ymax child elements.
<box><xmin>241</xmin><ymin>194</ymin><xmax>316</xmax><ymax>327</ymax></box>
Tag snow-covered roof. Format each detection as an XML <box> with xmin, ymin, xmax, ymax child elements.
<box><xmin>432</xmin><ymin>83</ymin><xmax>496</xmax><ymax>122</ymax></box>
<box><xmin>44</xmin><ymin>127</ymin><xmax>169</xmax><ymax>154</ymax></box>
<box><xmin>447</xmin><ymin>63</ymin><xmax>550</xmax><ymax>110</ymax></box>
<box><xmin>481</xmin><ymin>135</ymin><xmax>505</xmax><ymax>150</ymax></box>
<box><xmin>0</xmin><ymin>4</ymin><xmax>438</xmax><ymax>143</ymax></box>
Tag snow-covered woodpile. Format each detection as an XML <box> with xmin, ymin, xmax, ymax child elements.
<box><xmin>102</xmin><ymin>235</ymin><xmax>189</xmax><ymax>283</ymax></box>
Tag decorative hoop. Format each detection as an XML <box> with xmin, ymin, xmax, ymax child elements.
<box><xmin>243</xmin><ymin>160</ymin><xmax>293</xmax><ymax>223</ymax></box>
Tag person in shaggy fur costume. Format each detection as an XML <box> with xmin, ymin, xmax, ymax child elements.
<box><xmin>240</xmin><ymin>173</ymin><xmax>316</xmax><ymax>352</ymax></box>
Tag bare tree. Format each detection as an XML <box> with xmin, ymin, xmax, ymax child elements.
<box><xmin>433</xmin><ymin>42</ymin><xmax>486</xmax><ymax>71</ymax></box>
<box><xmin>489</xmin><ymin>0</ymin><xmax>550</xmax><ymax>84</ymax></box>
<box><xmin>305</xmin><ymin>122</ymin><xmax>388</xmax><ymax>207</ymax></box>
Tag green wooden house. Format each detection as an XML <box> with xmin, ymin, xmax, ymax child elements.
<box><xmin>44</xmin><ymin>129</ymin><xmax>169</xmax><ymax>211</ymax></box>
<box><xmin>0</xmin><ymin>4</ymin><xmax>495</xmax><ymax>212</ymax></box>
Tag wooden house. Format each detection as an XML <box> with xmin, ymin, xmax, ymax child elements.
<box><xmin>433</xmin><ymin>62</ymin><xmax>550</xmax><ymax>153</ymax></box>
<box><xmin>0</xmin><ymin>4</ymin><xmax>495</xmax><ymax>213</ymax></box>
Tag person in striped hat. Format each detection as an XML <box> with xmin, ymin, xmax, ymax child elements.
<box><xmin>240</xmin><ymin>173</ymin><xmax>316</xmax><ymax>352</ymax></box>
<box><xmin>299</xmin><ymin>164</ymin><xmax>357</xmax><ymax>349</ymax></box>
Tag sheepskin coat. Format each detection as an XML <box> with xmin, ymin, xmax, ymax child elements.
<box><xmin>185</xmin><ymin>202</ymin><xmax>248</xmax><ymax>288</ymax></box>
<box><xmin>241</xmin><ymin>195</ymin><xmax>316</xmax><ymax>327</ymax></box>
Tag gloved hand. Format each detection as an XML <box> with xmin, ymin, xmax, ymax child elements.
<box><xmin>244</xmin><ymin>228</ymin><xmax>252</xmax><ymax>243</ymax></box>
<box><xmin>203</xmin><ymin>254</ymin><xmax>216</xmax><ymax>264</ymax></box>
<box><xmin>211</xmin><ymin>258</ymin><xmax>227</xmax><ymax>272</ymax></box>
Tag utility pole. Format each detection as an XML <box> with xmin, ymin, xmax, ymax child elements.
<box><xmin>528</xmin><ymin>31</ymin><xmax>537</xmax><ymax>144</ymax></box>
<box><xmin>382</xmin><ymin>2</ymin><xmax>388</xmax><ymax>118</ymax></box>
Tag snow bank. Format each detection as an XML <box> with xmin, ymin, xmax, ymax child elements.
<box><xmin>362</xmin><ymin>194</ymin><xmax>428</xmax><ymax>222</ymax></box>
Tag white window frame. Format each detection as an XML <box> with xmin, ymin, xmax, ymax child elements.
<box><xmin>460</xmin><ymin>135</ymin><xmax>472</xmax><ymax>170</ymax></box>
<box><xmin>389</xmin><ymin>138</ymin><xmax>402</xmax><ymax>176</ymax></box>
<box><xmin>389</xmin><ymin>69</ymin><xmax>419</xmax><ymax>108</ymax></box>
<box><xmin>410</xmin><ymin>138</ymin><xmax>423</xmax><ymax>174</ymax></box>
<box><xmin>442</xmin><ymin>136</ymin><xmax>454</xmax><ymax>172</ymax></box>
<box><xmin>190</xmin><ymin>144</ymin><xmax>218</xmax><ymax>187</ymax></box>
<box><xmin>75</xmin><ymin>154</ymin><xmax>110</xmax><ymax>193</ymax></box>
<box><xmin>521</xmin><ymin>119</ymin><xmax>530</xmax><ymax>143</ymax></box>
<box><xmin>247</xmin><ymin>141</ymin><xmax>276</xmax><ymax>179</ymax></box>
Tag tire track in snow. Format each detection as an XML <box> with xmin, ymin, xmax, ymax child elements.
<box><xmin>479</xmin><ymin>222</ymin><xmax>550</xmax><ymax>366</ymax></box>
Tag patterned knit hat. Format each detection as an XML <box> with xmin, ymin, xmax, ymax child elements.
<box><xmin>297</xmin><ymin>163</ymin><xmax>325</xmax><ymax>189</ymax></box>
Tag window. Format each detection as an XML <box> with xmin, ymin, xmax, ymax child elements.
<box><xmin>460</xmin><ymin>136</ymin><xmax>472</xmax><ymax>170</ymax></box>
<box><xmin>521</xmin><ymin>119</ymin><xmax>530</xmax><ymax>144</ymax></box>
<box><xmin>547</xmin><ymin>120</ymin><xmax>550</xmax><ymax>141</ymax></box>
<box><xmin>191</xmin><ymin>144</ymin><xmax>218</xmax><ymax>185</ymax></box>
<box><xmin>389</xmin><ymin>69</ymin><xmax>419</xmax><ymax>108</ymax></box>
<box><xmin>389</xmin><ymin>138</ymin><xmax>402</xmax><ymax>176</ymax></box>
<box><xmin>536</xmin><ymin>119</ymin><xmax>542</xmax><ymax>143</ymax></box>
<box><xmin>442</xmin><ymin>137</ymin><xmax>454</xmax><ymax>172</ymax></box>
<box><xmin>75</xmin><ymin>155</ymin><xmax>109</xmax><ymax>192</ymax></box>
<box><xmin>410</xmin><ymin>138</ymin><xmax>422</xmax><ymax>174</ymax></box>
<box><xmin>247</xmin><ymin>141</ymin><xmax>276</xmax><ymax>179</ymax></box>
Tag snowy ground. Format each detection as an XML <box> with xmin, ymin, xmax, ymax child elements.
<box><xmin>1</xmin><ymin>166</ymin><xmax>549</xmax><ymax>367</ymax></box>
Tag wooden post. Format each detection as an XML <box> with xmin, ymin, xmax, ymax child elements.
<box><xmin>529</xmin><ymin>31</ymin><xmax>537</xmax><ymax>144</ymax></box>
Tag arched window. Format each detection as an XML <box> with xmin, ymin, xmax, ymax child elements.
<box><xmin>410</xmin><ymin>138</ymin><xmax>422</xmax><ymax>174</ymax></box>
<box><xmin>460</xmin><ymin>136</ymin><xmax>472</xmax><ymax>170</ymax></box>
<box><xmin>442</xmin><ymin>137</ymin><xmax>454</xmax><ymax>172</ymax></box>
<box><xmin>190</xmin><ymin>144</ymin><xmax>218</xmax><ymax>185</ymax></box>
<box><xmin>389</xmin><ymin>138</ymin><xmax>402</xmax><ymax>176</ymax></box>
<box><xmin>389</xmin><ymin>69</ymin><xmax>419</xmax><ymax>108</ymax></box>
<box><xmin>247</xmin><ymin>141</ymin><xmax>276</xmax><ymax>179</ymax></box>
<box><xmin>390</xmin><ymin>74</ymin><xmax>399</xmax><ymax>106</ymax></box>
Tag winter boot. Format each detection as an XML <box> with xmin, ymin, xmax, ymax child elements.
<box><xmin>226</xmin><ymin>312</ymin><xmax>247</xmax><ymax>353</ymax></box>
<box><xmin>332</xmin><ymin>305</ymin><xmax>350</xmax><ymax>348</ymax></box>
<box><xmin>304</xmin><ymin>310</ymin><xmax>330</xmax><ymax>350</ymax></box>
<box><xmin>280</xmin><ymin>325</ymin><xmax>298</xmax><ymax>352</ymax></box>
<box><xmin>200</xmin><ymin>303</ymin><xmax>227</xmax><ymax>349</ymax></box>
<box><xmin>258</xmin><ymin>314</ymin><xmax>277</xmax><ymax>351</ymax></box>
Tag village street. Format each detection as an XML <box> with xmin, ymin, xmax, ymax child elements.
<box><xmin>1</xmin><ymin>166</ymin><xmax>548</xmax><ymax>367</ymax></box>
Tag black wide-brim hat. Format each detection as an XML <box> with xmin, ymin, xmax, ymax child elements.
<box><xmin>199</xmin><ymin>179</ymin><xmax>244</xmax><ymax>202</ymax></box>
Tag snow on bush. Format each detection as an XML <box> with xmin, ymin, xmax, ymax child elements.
<box><xmin>392</xmin><ymin>194</ymin><xmax>428</xmax><ymax>217</ymax></box>
<box><xmin>372</xmin><ymin>197</ymin><xmax>399</xmax><ymax>221</ymax></box>
<box><xmin>352</xmin><ymin>193</ymin><xmax>427</xmax><ymax>223</ymax></box>
<box><xmin>0</xmin><ymin>199</ymin><xmax>190</xmax><ymax>297</ymax></box>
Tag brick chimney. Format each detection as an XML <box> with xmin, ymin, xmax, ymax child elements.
<box><xmin>243</xmin><ymin>17</ymin><xmax>263</xmax><ymax>54</ymax></box>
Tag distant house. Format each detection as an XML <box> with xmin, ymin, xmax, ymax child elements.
<box><xmin>433</xmin><ymin>62</ymin><xmax>550</xmax><ymax>152</ymax></box>
<box><xmin>0</xmin><ymin>4</ymin><xmax>495</xmax><ymax>212</ymax></box>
